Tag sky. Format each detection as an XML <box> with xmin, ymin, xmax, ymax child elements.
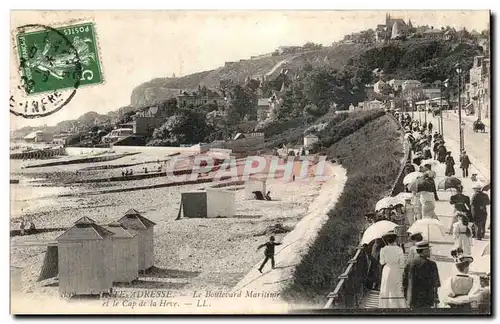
<box><xmin>10</xmin><ymin>10</ymin><xmax>489</xmax><ymax>129</ymax></box>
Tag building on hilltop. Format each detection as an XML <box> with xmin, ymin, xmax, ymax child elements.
<box><xmin>422</xmin><ymin>27</ymin><xmax>444</xmax><ymax>40</ymax></box>
<box><xmin>402</xmin><ymin>80</ymin><xmax>422</xmax><ymax>92</ymax></box>
<box><xmin>277</xmin><ymin>46</ymin><xmax>303</xmax><ymax>55</ymax></box>
<box><xmin>388</xmin><ymin>79</ymin><xmax>404</xmax><ymax>91</ymax></box>
<box><xmin>422</xmin><ymin>88</ymin><xmax>441</xmax><ymax>100</ymax></box>
<box><xmin>375</xmin><ymin>13</ymin><xmax>413</xmax><ymax>41</ymax></box>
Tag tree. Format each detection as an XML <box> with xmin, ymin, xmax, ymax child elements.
<box><xmin>303</xmin><ymin>42</ymin><xmax>323</xmax><ymax>51</ymax></box>
<box><xmin>277</xmin><ymin>82</ymin><xmax>307</xmax><ymax>119</ymax></box>
<box><xmin>148</xmin><ymin>109</ymin><xmax>211</xmax><ymax>146</ymax></box>
<box><xmin>303</xmin><ymin>104</ymin><xmax>327</xmax><ymax>117</ymax></box>
<box><xmin>303</xmin><ymin>68</ymin><xmax>338</xmax><ymax>111</ymax></box>
<box><xmin>226</xmin><ymin>84</ymin><xmax>257</xmax><ymax>122</ymax></box>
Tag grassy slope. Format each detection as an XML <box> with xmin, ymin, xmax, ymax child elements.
<box><xmin>282</xmin><ymin>111</ymin><xmax>404</xmax><ymax>304</ymax></box>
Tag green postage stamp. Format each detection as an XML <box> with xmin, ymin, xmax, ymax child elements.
<box><xmin>16</xmin><ymin>22</ymin><xmax>103</xmax><ymax>96</ymax></box>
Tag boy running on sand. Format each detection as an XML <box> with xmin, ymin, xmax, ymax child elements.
<box><xmin>257</xmin><ymin>236</ymin><xmax>282</xmax><ymax>273</ymax></box>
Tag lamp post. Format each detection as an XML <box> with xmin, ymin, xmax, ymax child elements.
<box><xmin>460</xmin><ymin>121</ymin><xmax>465</xmax><ymax>152</ymax></box>
<box><xmin>455</xmin><ymin>63</ymin><xmax>464</xmax><ymax>151</ymax></box>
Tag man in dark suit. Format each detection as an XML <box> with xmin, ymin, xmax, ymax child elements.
<box><xmin>403</xmin><ymin>241</ymin><xmax>441</xmax><ymax>309</ymax></box>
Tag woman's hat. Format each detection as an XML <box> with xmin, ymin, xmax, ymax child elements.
<box><xmin>456</xmin><ymin>255</ymin><xmax>474</xmax><ymax>266</ymax></box>
<box><xmin>472</xmin><ymin>183</ymin><xmax>482</xmax><ymax>190</ymax></box>
<box><xmin>415</xmin><ymin>241</ymin><xmax>431</xmax><ymax>250</ymax></box>
<box><xmin>382</xmin><ymin>230</ymin><xmax>398</xmax><ymax>241</ymax></box>
<box><xmin>409</xmin><ymin>231</ymin><xmax>423</xmax><ymax>240</ymax></box>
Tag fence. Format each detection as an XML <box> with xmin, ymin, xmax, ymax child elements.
<box><xmin>323</xmin><ymin>113</ymin><xmax>411</xmax><ymax>309</ymax></box>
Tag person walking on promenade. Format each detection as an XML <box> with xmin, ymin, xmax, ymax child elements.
<box><xmin>460</xmin><ymin>151</ymin><xmax>471</xmax><ymax>178</ymax></box>
<box><xmin>442</xmin><ymin>256</ymin><xmax>475</xmax><ymax>309</ymax></box>
<box><xmin>379</xmin><ymin>231</ymin><xmax>407</xmax><ymax>308</ymax></box>
<box><xmin>471</xmin><ymin>184</ymin><xmax>490</xmax><ymax>240</ymax></box>
<box><xmin>452</xmin><ymin>213</ymin><xmax>472</xmax><ymax>256</ymax></box>
<box><xmin>437</xmin><ymin>143</ymin><xmax>447</xmax><ymax>163</ymax></box>
<box><xmin>423</xmin><ymin>143</ymin><xmax>432</xmax><ymax>160</ymax></box>
<box><xmin>362</xmin><ymin>243</ymin><xmax>380</xmax><ymax>290</ymax></box>
<box><xmin>428</xmin><ymin>122</ymin><xmax>433</xmax><ymax>133</ymax></box>
<box><xmin>257</xmin><ymin>236</ymin><xmax>282</xmax><ymax>273</ymax></box>
<box><xmin>420</xmin><ymin>173</ymin><xmax>439</xmax><ymax>219</ymax></box>
<box><xmin>423</xmin><ymin>164</ymin><xmax>439</xmax><ymax>200</ymax></box>
<box><xmin>406</xmin><ymin>232</ymin><xmax>424</xmax><ymax>264</ymax></box>
<box><xmin>403</xmin><ymin>241</ymin><xmax>441</xmax><ymax>309</ymax></box>
<box><xmin>370</xmin><ymin>238</ymin><xmax>385</xmax><ymax>291</ymax></box>
<box><xmin>432</xmin><ymin>142</ymin><xmax>439</xmax><ymax>160</ymax></box>
<box><xmin>448</xmin><ymin>186</ymin><xmax>472</xmax><ymax>233</ymax></box>
<box><xmin>445</xmin><ymin>152</ymin><xmax>456</xmax><ymax>177</ymax></box>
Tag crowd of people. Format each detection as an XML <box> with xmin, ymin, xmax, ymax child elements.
<box><xmin>360</xmin><ymin>112</ymin><xmax>490</xmax><ymax>310</ymax></box>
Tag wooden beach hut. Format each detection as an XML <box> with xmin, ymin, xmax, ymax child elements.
<box><xmin>11</xmin><ymin>266</ymin><xmax>23</xmax><ymax>294</ymax></box>
<box><xmin>56</xmin><ymin>217</ymin><xmax>114</xmax><ymax>297</ymax></box>
<box><xmin>206</xmin><ymin>188</ymin><xmax>236</xmax><ymax>218</ymax></box>
<box><xmin>104</xmin><ymin>222</ymin><xmax>139</xmax><ymax>283</ymax></box>
<box><xmin>244</xmin><ymin>178</ymin><xmax>267</xmax><ymax>200</ymax></box>
<box><xmin>117</xmin><ymin>209</ymin><xmax>156</xmax><ymax>272</ymax></box>
<box><xmin>181</xmin><ymin>191</ymin><xmax>208</xmax><ymax>218</ymax></box>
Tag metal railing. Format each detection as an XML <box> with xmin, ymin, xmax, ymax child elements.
<box><xmin>323</xmin><ymin>113</ymin><xmax>411</xmax><ymax>309</ymax></box>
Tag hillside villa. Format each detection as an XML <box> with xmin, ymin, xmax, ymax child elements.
<box><xmin>465</xmin><ymin>55</ymin><xmax>490</xmax><ymax>119</ymax></box>
<box><xmin>24</xmin><ymin>131</ymin><xmax>53</xmax><ymax>143</ymax></box>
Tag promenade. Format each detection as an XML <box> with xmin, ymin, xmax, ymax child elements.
<box><xmin>361</xmin><ymin>110</ymin><xmax>490</xmax><ymax>309</ymax></box>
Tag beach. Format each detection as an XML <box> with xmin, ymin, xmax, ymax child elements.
<box><xmin>10</xmin><ymin>149</ymin><xmax>344</xmax><ymax>313</ymax></box>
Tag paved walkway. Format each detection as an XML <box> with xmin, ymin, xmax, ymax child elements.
<box><xmin>443</xmin><ymin>110</ymin><xmax>490</xmax><ymax>129</ymax></box>
<box><xmin>360</xmin><ymin>117</ymin><xmax>491</xmax><ymax>309</ymax></box>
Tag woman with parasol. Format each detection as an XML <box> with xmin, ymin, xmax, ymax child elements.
<box><xmin>378</xmin><ymin>231</ymin><xmax>407</xmax><ymax>308</ymax></box>
<box><xmin>452</xmin><ymin>212</ymin><xmax>473</xmax><ymax>255</ymax></box>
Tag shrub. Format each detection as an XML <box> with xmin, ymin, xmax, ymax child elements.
<box><xmin>282</xmin><ymin>113</ymin><xmax>404</xmax><ymax>304</ymax></box>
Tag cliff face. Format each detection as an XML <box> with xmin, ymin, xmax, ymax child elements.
<box><xmin>129</xmin><ymin>43</ymin><xmax>371</xmax><ymax>108</ymax></box>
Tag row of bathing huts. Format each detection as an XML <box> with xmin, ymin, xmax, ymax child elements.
<box><xmin>29</xmin><ymin>209</ymin><xmax>156</xmax><ymax>298</ymax></box>
<box><xmin>13</xmin><ymin>179</ymin><xmax>270</xmax><ymax>298</ymax></box>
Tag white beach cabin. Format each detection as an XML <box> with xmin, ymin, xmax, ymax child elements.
<box><xmin>56</xmin><ymin>216</ymin><xmax>114</xmax><ymax>297</ymax></box>
<box><xmin>244</xmin><ymin>178</ymin><xmax>267</xmax><ymax>200</ymax></box>
<box><xmin>206</xmin><ymin>188</ymin><xmax>236</xmax><ymax>218</ymax></box>
<box><xmin>104</xmin><ymin>222</ymin><xmax>139</xmax><ymax>283</ymax></box>
<box><xmin>117</xmin><ymin>209</ymin><xmax>156</xmax><ymax>272</ymax></box>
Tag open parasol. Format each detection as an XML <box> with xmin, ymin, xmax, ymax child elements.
<box><xmin>421</xmin><ymin>159</ymin><xmax>438</xmax><ymax>166</ymax></box>
<box><xmin>438</xmin><ymin>177</ymin><xmax>462</xmax><ymax>191</ymax></box>
<box><xmin>403</xmin><ymin>171</ymin><xmax>423</xmax><ymax>185</ymax></box>
<box><xmin>482</xmin><ymin>243</ymin><xmax>490</xmax><ymax>257</ymax></box>
<box><xmin>361</xmin><ymin>220</ymin><xmax>398</xmax><ymax>245</ymax></box>
<box><xmin>407</xmin><ymin>178</ymin><xmax>426</xmax><ymax>192</ymax></box>
<box><xmin>375</xmin><ymin>197</ymin><xmax>405</xmax><ymax>211</ymax></box>
<box><xmin>407</xmin><ymin>218</ymin><xmax>448</xmax><ymax>244</ymax></box>
<box><xmin>469</xmin><ymin>255</ymin><xmax>490</xmax><ymax>274</ymax></box>
<box><xmin>396</xmin><ymin>192</ymin><xmax>414</xmax><ymax>201</ymax></box>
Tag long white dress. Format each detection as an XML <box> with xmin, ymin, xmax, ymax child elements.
<box><xmin>379</xmin><ymin>245</ymin><xmax>407</xmax><ymax>308</ymax></box>
<box><xmin>452</xmin><ymin>221</ymin><xmax>472</xmax><ymax>255</ymax></box>
<box><xmin>420</xmin><ymin>191</ymin><xmax>438</xmax><ymax>219</ymax></box>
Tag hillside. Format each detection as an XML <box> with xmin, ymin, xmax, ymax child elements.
<box><xmin>130</xmin><ymin>43</ymin><xmax>371</xmax><ymax>107</ymax></box>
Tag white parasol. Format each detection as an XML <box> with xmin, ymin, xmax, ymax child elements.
<box><xmin>361</xmin><ymin>220</ymin><xmax>398</xmax><ymax>245</ymax></box>
<box><xmin>469</xmin><ymin>255</ymin><xmax>490</xmax><ymax>274</ymax></box>
<box><xmin>403</xmin><ymin>171</ymin><xmax>423</xmax><ymax>185</ymax></box>
<box><xmin>407</xmin><ymin>218</ymin><xmax>448</xmax><ymax>244</ymax></box>
<box><xmin>396</xmin><ymin>192</ymin><xmax>414</xmax><ymax>201</ymax></box>
<box><xmin>421</xmin><ymin>159</ymin><xmax>439</xmax><ymax>166</ymax></box>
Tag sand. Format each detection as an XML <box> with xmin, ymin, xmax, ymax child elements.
<box><xmin>11</xmin><ymin>152</ymin><xmax>347</xmax><ymax>313</ymax></box>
